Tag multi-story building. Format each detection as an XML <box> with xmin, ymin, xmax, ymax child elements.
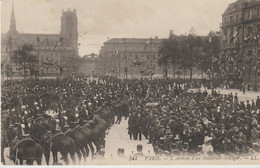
<box><xmin>1</xmin><ymin>2</ymin><xmax>79</xmax><ymax>79</ymax></box>
<box><xmin>79</xmin><ymin>53</ymin><xmax>100</xmax><ymax>76</ymax></box>
<box><xmin>221</xmin><ymin>0</ymin><xmax>260</xmax><ymax>91</ymax></box>
<box><xmin>99</xmin><ymin>37</ymin><xmax>163</xmax><ymax>78</ymax></box>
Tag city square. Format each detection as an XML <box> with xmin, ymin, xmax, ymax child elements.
<box><xmin>1</xmin><ymin>0</ymin><xmax>260</xmax><ymax>165</ymax></box>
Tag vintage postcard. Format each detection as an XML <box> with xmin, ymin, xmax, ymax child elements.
<box><xmin>1</xmin><ymin>0</ymin><xmax>260</xmax><ymax>165</ymax></box>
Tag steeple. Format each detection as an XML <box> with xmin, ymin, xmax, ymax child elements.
<box><xmin>8</xmin><ymin>0</ymin><xmax>18</xmax><ymax>35</ymax></box>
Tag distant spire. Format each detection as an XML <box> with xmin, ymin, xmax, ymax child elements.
<box><xmin>8</xmin><ymin>0</ymin><xmax>18</xmax><ymax>34</ymax></box>
<box><xmin>189</xmin><ymin>26</ymin><xmax>196</xmax><ymax>36</ymax></box>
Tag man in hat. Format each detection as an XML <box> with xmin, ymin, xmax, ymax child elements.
<box><xmin>233</xmin><ymin>130</ymin><xmax>247</xmax><ymax>153</ymax></box>
<box><xmin>246</xmin><ymin>100</ymin><xmax>251</xmax><ymax>111</ymax></box>
<box><xmin>234</xmin><ymin>93</ymin><xmax>238</xmax><ymax>103</ymax></box>
<box><xmin>78</xmin><ymin>106</ymin><xmax>88</xmax><ymax>126</ymax></box>
<box><xmin>128</xmin><ymin>113</ymin><xmax>135</xmax><ymax>140</ymax></box>
<box><xmin>256</xmin><ymin>96</ymin><xmax>260</xmax><ymax>110</ymax></box>
<box><xmin>31</xmin><ymin>101</ymin><xmax>40</xmax><ymax>119</ymax></box>
<box><xmin>250</xmin><ymin>125</ymin><xmax>259</xmax><ymax>143</ymax></box>
<box><xmin>115</xmin><ymin>109</ymin><xmax>122</xmax><ymax>124</ymax></box>
<box><xmin>134</xmin><ymin>113</ymin><xmax>143</xmax><ymax>141</ymax></box>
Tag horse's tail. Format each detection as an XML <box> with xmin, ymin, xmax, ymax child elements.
<box><xmin>68</xmin><ymin>138</ymin><xmax>76</xmax><ymax>156</ymax></box>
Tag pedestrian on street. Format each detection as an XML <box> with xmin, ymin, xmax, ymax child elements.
<box><xmin>134</xmin><ymin>113</ymin><xmax>143</xmax><ymax>141</ymax></box>
<box><xmin>128</xmin><ymin>113</ymin><xmax>134</xmax><ymax>140</ymax></box>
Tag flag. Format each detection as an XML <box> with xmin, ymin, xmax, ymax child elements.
<box><xmin>53</xmin><ymin>37</ymin><xmax>63</xmax><ymax>49</ymax></box>
<box><xmin>144</xmin><ymin>40</ymin><xmax>151</xmax><ymax>49</ymax></box>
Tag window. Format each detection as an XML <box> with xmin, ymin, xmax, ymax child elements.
<box><xmin>230</xmin><ymin>15</ymin><xmax>233</xmax><ymax>22</ymax></box>
<box><xmin>225</xmin><ymin>17</ymin><xmax>228</xmax><ymax>23</ymax></box>
<box><xmin>236</xmin><ymin>13</ymin><xmax>239</xmax><ymax>21</ymax></box>
<box><xmin>249</xmin><ymin>9</ymin><xmax>252</xmax><ymax>19</ymax></box>
<box><xmin>258</xmin><ymin>8</ymin><xmax>260</xmax><ymax>17</ymax></box>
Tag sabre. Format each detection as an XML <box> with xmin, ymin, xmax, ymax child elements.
<box><xmin>15</xmin><ymin>147</ymin><xmax>18</xmax><ymax>165</ymax></box>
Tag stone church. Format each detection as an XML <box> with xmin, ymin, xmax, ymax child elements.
<box><xmin>1</xmin><ymin>2</ymin><xmax>79</xmax><ymax>79</ymax></box>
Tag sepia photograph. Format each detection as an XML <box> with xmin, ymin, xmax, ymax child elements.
<box><xmin>1</xmin><ymin>0</ymin><xmax>260</xmax><ymax>165</ymax></box>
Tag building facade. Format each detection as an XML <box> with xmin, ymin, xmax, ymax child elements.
<box><xmin>221</xmin><ymin>0</ymin><xmax>260</xmax><ymax>91</ymax></box>
<box><xmin>79</xmin><ymin>53</ymin><xmax>100</xmax><ymax>76</ymax></box>
<box><xmin>1</xmin><ymin>2</ymin><xmax>79</xmax><ymax>79</ymax></box>
<box><xmin>99</xmin><ymin>37</ymin><xmax>163</xmax><ymax>78</ymax></box>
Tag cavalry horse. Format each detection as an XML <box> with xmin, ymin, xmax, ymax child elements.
<box><xmin>32</xmin><ymin>116</ymin><xmax>76</xmax><ymax>165</ymax></box>
<box><xmin>1</xmin><ymin>111</ymin><xmax>43</xmax><ymax>165</ymax></box>
<box><xmin>1</xmin><ymin>99</ymin><xmax>129</xmax><ymax>165</ymax></box>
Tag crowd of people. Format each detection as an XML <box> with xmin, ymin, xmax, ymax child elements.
<box><xmin>126</xmin><ymin>78</ymin><xmax>260</xmax><ymax>155</ymax></box>
<box><xmin>1</xmin><ymin>76</ymin><xmax>128</xmax><ymax>140</ymax></box>
<box><xmin>1</xmin><ymin>75</ymin><xmax>260</xmax><ymax>159</ymax></box>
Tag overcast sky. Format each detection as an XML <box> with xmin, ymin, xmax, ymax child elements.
<box><xmin>2</xmin><ymin>0</ymin><xmax>236</xmax><ymax>56</ymax></box>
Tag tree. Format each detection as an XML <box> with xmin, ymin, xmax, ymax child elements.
<box><xmin>200</xmin><ymin>31</ymin><xmax>221</xmax><ymax>81</ymax></box>
<box><xmin>179</xmin><ymin>35</ymin><xmax>202</xmax><ymax>80</ymax></box>
<box><xmin>12</xmin><ymin>44</ymin><xmax>38</xmax><ymax>79</ymax></box>
<box><xmin>158</xmin><ymin>34</ymin><xmax>180</xmax><ymax>78</ymax></box>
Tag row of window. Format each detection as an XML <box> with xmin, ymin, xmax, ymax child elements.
<box><xmin>223</xmin><ymin>7</ymin><xmax>260</xmax><ymax>24</ymax></box>
<box><xmin>244</xmin><ymin>7</ymin><xmax>260</xmax><ymax>20</ymax></box>
<box><xmin>108</xmin><ymin>53</ymin><xmax>157</xmax><ymax>59</ymax></box>
<box><xmin>225</xmin><ymin>12</ymin><xmax>241</xmax><ymax>23</ymax></box>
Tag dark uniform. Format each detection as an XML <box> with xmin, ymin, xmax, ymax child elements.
<box><xmin>128</xmin><ymin>114</ymin><xmax>135</xmax><ymax>140</ymax></box>
<box><xmin>134</xmin><ymin>114</ymin><xmax>143</xmax><ymax>141</ymax></box>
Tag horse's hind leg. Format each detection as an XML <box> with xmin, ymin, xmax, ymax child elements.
<box><xmin>93</xmin><ymin>139</ymin><xmax>101</xmax><ymax>153</ymax></box>
<box><xmin>44</xmin><ymin>151</ymin><xmax>50</xmax><ymax>165</ymax></box>
<box><xmin>19</xmin><ymin>158</ymin><xmax>23</xmax><ymax>165</ymax></box>
<box><xmin>52</xmin><ymin>150</ymin><xmax>58</xmax><ymax>165</ymax></box>
<box><xmin>80</xmin><ymin>147</ymin><xmax>87</xmax><ymax>161</ymax></box>
<box><xmin>1</xmin><ymin>148</ymin><xmax>5</xmax><ymax>165</ymax></box>
<box><xmin>84</xmin><ymin>143</ymin><xmax>90</xmax><ymax>158</ymax></box>
<box><xmin>88</xmin><ymin>142</ymin><xmax>95</xmax><ymax>159</ymax></box>
<box><xmin>69</xmin><ymin>151</ymin><xmax>76</xmax><ymax>165</ymax></box>
<box><xmin>61</xmin><ymin>152</ymin><xmax>69</xmax><ymax>165</ymax></box>
<box><xmin>26</xmin><ymin>159</ymin><xmax>33</xmax><ymax>165</ymax></box>
<box><xmin>36</xmin><ymin>159</ymin><xmax>42</xmax><ymax>165</ymax></box>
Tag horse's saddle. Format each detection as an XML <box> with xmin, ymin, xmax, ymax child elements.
<box><xmin>13</xmin><ymin>137</ymin><xmax>35</xmax><ymax>149</ymax></box>
<box><xmin>64</xmin><ymin>128</ymin><xmax>72</xmax><ymax>135</ymax></box>
<box><xmin>72</xmin><ymin>125</ymin><xmax>81</xmax><ymax>132</ymax></box>
<box><xmin>49</xmin><ymin>132</ymin><xmax>64</xmax><ymax>141</ymax></box>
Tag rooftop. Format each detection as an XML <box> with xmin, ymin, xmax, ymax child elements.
<box><xmin>104</xmin><ymin>38</ymin><xmax>163</xmax><ymax>44</ymax></box>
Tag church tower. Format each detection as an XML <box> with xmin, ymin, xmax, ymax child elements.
<box><xmin>8</xmin><ymin>0</ymin><xmax>18</xmax><ymax>35</ymax></box>
<box><xmin>60</xmin><ymin>9</ymin><xmax>78</xmax><ymax>57</ymax></box>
